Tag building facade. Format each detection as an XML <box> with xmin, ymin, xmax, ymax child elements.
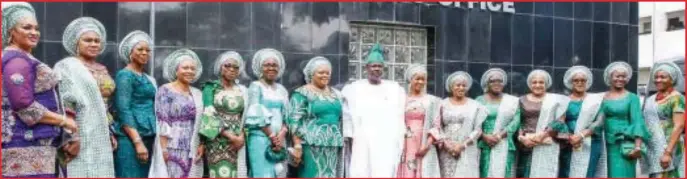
<box><xmin>27</xmin><ymin>2</ymin><xmax>639</xmax><ymax>97</ymax></box>
<box><xmin>637</xmin><ymin>2</ymin><xmax>684</xmax><ymax>90</ymax></box>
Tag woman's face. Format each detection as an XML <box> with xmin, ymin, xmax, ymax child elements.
<box><xmin>9</xmin><ymin>17</ymin><xmax>40</xmax><ymax>49</ymax></box>
<box><xmin>653</xmin><ymin>70</ymin><xmax>673</xmax><ymax>92</ymax></box>
<box><xmin>487</xmin><ymin>75</ymin><xmax>504</xmax><ymax>94</ymax></box>
<box><xmin>261</xmin><ymin>58</ymin><xmax>279</xmax><ymax>81</ymax></box>
<box><xmin>571</xmin><ymin>73</ymin><xmax>588</xmax><ymax>93</ymax></box>
<box><xmin>410</xmin><ymin>73</ymin><xmax>427</xmax><ymax>93</ymax></box>
<box><xmin>529</xmin><ymin>75</ymin><xmax>547</xmax><ymax>95</ymax></box>
<box><xmin>77</xmin><ymin>31</ymin><xmax>102</xmax><ymax>59</ymax></box>
<box><xmin>610</xmin><ymin>70</ymin><xmax>628</xmax><ymax>89</ymax></box>
<box><xmin>175</xmin><ymin>59</ymin><xmax>197</xmax><ymax>85</ymax></box>
<box><xmin>221</xmin><ymin>59</ymin><xmax>240</xmax><ymax>82</ymax></box>
<box><xmin>130</xmin><ymin>41</ymin><xmax>151</xmax><ymax>66</ymax></box>
<box><xmin>311</xmin><ymin>65</ymin><xmax>331</xmax><ymax>88</ymax></box>
<box><xmin>451</xmin><ymin>79</ymin><xmax>468</xmax><ymax>98</ymax></box>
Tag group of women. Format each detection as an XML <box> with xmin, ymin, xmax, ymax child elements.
<box><xmin>2</xmin><ymin>2</ymin><xmax>684</xmax><ymax>179</ymax></box>
<box><xmin>397</xmin><ymin>63</ymin><xmax>684</xmax><ymax>178</ymax></box>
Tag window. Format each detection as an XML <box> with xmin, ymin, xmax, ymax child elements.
<box><xmin>348</xmin><ymin>23</ymin><xmax>429</xmax><ymax>86</ymax></box>
<box><xmin>666</xmin><ymin>10</ymin><xmax>685</xmax><ymax>31</ymax></box>
<box><xmin>639</xmin><ymin>16</ymin><xmax>651</xmax><ymax>34</ymax></box>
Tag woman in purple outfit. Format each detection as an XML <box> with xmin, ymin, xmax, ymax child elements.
<box><xmin>1</xmin><ymin>2</ymin><xmax>77</xmax><ymax>178</ymax></box>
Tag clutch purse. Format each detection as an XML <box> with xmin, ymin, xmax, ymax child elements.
<box><xmin>620</xmin><ymin>140</ymin><xmax>646</xmax><ymax>158</ymax></box>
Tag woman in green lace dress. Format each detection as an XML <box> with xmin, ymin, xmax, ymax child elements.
<box><xmin>599</xmin><ymin>61</ymin><xmax>651</xmax><ymax>178</ymax></box>
<box><xmin>199</xmin><ymin>51</ymin><xmax>249</xmax><ymax>178</ymax></box>
<box><xmin>641</xmin><ymin>61</ymin><xmax>685</xmax><ymax>178</ymax></box>
<box><xmin>476</xmin><ymin>68</ymin><xmax>521</xmax><ymax>178</ymax></box>
<box><xmin>287</xmin><ymin>56</ymin><xmax>344</xmax><ymax>177</ymax></box>
<box><xmin>113</xmin><ymin>30</ymin><xmax>157</xmax><ymax>178</ymax></box>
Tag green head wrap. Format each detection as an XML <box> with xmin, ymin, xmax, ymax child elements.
<box><xmin>365</xmin><ymin>43</ymin><xmax>385</xmax><ymax>65</ymax></box>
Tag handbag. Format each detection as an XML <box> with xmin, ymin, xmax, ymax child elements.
<box><xmin>620</xmin><ymin>139</ymin><xmax>647</xmax><ymax>158</ymax></box>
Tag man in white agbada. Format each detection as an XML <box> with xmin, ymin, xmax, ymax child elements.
<box><xmin>342</xmin><ymin>44</ymin><xmax>406</xmax><ymax>177</ymax></box>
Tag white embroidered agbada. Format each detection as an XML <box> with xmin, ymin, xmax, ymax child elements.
<box><xmin>342</xmin><ymin>79</ymin><xmax>406</xmax><ymax>177</ymax></box>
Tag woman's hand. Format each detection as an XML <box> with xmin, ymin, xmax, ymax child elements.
<box><xmin>415</xmin><ymin>145</ymin><xmax>430</xmax><ymax>158</ymax></box>
<box><xmin>62</xmin><ymin>117</ymin><xmax>78</xmax><ymax>134</ymax></box>
<box><xmin>627</xmin><ymin>147</ymin><xmax>642</xmax><ymax>160</ymax></box>
<box><xmin>481</xmin><ymin>134</ymin><xmax>500</xmax><ymax>147</ymax></box>
<box><xmin>660</xmin><ymin>152</ymin><xmax>673</xmax><ymax>169</ymax></box>
<box><xmin>110</xmin><ymin>135</ymin><xmax>118</xmax><ymax>151</ymax></box>
<box><xmin>195</xmin><ymin>144</ymin><xmax>205</xmax><ymax>163</ymax></box>
<box><xmin>290</xmin><ymin>145</ymin><xmax>303</xmax><ymax>165</ymax></box>
<box><xmin>134</xmin><ymin>142</ymin><xmax>149</xmax><ymax>163</ymax></box>
<box><xmin>62</xmin><ymin>140</ymin><xmax>81</xmax><ymax>163</ymax></box>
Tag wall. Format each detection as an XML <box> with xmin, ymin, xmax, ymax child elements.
<box><xmin>637</xmin><ymin>2</ymin><xmax>684</xmax><ymax>87</ymax></box>
<box><xmin>26</xmin><ymin>2</ymin><xmax>639</xmax><ymax>98</ymax></box>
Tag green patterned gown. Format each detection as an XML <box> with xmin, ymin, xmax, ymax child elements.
<box><xmin>600</xmin><ymin>92</ymin><xmax>651</xmax><ymax>178</ymax></box>
<box><xmin>286</xmin><ymin>87</ymin><xmax>344</xmax><ymax>178</ymax></box>
<box><xmin>199</xmin><ymin>81</ymin><xmax>248</xmax><ymax>178</ymax></box>
<box><xmin>476</xmin><ymin>95</ymin><xmax>520</xmax><ymax>178</ymax></box>
<box><xmin>641</xmin><ymin>92</ymin><xmax>685</xmax><ymax>178</ymax></box>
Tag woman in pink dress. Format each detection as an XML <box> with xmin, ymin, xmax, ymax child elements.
<box><xmin>397</xmin><ymin>64</ymin><xmax>441</xmax><ymax>178</ymax></box>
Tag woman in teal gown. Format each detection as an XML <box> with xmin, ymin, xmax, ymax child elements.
<box><xmin>558</xmin><ymin>66</ymin><xmax>606</xmax><ymax>178</ymax></box>
<box><xmin>113</xmin><ymin>31</ymin><xmax>157</xmax><ymax>178</ymax></box>
<box><xmin>244</xmin><ymin>48</ymin><xmax>290</xmax><ymax>178</ymax></box>
<box><xmin>599</xmin><ymin>61</ymin><xmax>651</xmax><ymax>178</ymax></box>
<box><xmin>287</xmin><ymin>56</ymin><xmax>345</xmax><ymax>178</ymax></box>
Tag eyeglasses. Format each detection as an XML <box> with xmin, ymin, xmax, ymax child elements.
<box><xmin>489</xmin><ymin>79</ymin><xmax>503</xmax><ymax>84</ymax></box>
<box><xmin>572</xmin><ymin>79</ymin><xmax>587</xmax><ymax>83</ymax></box>
<box><xmin>223</xmin><ymin>63</ymin><xmax>239</xmax><ymax>69</ymax></box>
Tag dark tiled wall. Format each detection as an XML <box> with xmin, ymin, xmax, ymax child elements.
<box><xmin>30</xmin><ymin>2</ymin><xmax>638</xmax><ymax>98</ymax></box>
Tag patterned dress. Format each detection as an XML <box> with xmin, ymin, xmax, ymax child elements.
<box><xmin>476</xmin><ymin>95</ymin><xmax>520</xmax><ymax>178</ymax></box>
<box><xmin>600</xmin><ymin>92</ymin><xmax>650</xmax><ymax>178</ymax></box>
<box><xmin>155</xmin><ymin>84</ymin><xmax>199</xmax><ymax>178</ymax></box>
<box><xmin>113</xmin><ymin>69</ymin><xmax>157</xmax><ymax>178</ymax></box>
<box><xmin>397</xmin><ymin>95</ymin><xmax>441</xmax><ymax>178</ymax></box>
<box><xmin>244</xmin><ymin>81</ymin><xmax>289</xmax><ymax>178</ymax></box>
<box><xmin>199</xmin><ymin>81</ymin><xmax>248</xmax><ymax>178</ymax></box>
<box><xmin>287</xmin><ymin>87</ymin><xmax>344</xmax><ymax>178</ymax></box>
<box><xmin>435</xmin><ymin>99</ymin><xmax>485</xmax><ymax>178</ymax></box>
<box><xmin>53</xmin><ymin>57</ymin><xmax>115</xmax><ymax>177</ymax></box>
<box><xmin>2</xmin><ymin>49</ymin><xmax>62</xmax><ymax>178</ymax></box>
<box><xmin>642</xmin><ymin>91</ymin><xmax>685</xmax><ymax>178</ymax></box>
<box><xmin>84</xmin><ymin>62</ymin><xmax>116</xmax><ymax>130</ymax></box>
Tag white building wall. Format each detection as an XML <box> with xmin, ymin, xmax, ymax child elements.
<box><xmin>638</xmin><ymin>2</ymin><xmax>685</xmax><ymax>86</ymax></box>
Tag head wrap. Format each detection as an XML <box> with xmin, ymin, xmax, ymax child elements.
<box><xmin>405</xmin><ymin>64</ymin><xmax>427</xmax><ymax>82</ymax></box>
<box><xmin>118</xmin><ymin>30</ymin><xmax>153</xmax><ymax>64</ymax></box>
<box><xmin>2</xmin><ymin>2</ymin><xmax>35</xmax><ymax>47</ymax></box>
<box><xmin>162</xmin><ymin>48</ymin><xmax>203</xmax><ymax>83</ymax></box>
<box><xmin>214</xmin><ymin>51</ymin><xmax>245</xmax><ymax>78</ymax></box>
<box><xmin>303</xmin><ymin>56</ymin><xmax>332</xmax><ymax>84</ymax></box>
<box><xmin>480</xmin><ymin>68</ymin><xmax>508</xmax><ymax>92</ymax></box>
<box><xmin>650</xmin><ymin>61</ymin><xmax>684</xmax><ymax>87</ymax></box>
<box><xmin>365</xmin><ymin>43</ymin><xmax>385</xmax><ymax>65</ymax></box>
<box><xmin>445</xmin><ymin>71</ymin><xmax>473</xmax><ymax>92</ymax></box>
<box><xmin>251</xmin><ymin>48</ymin><xmax>285</xmax><ymax>79</ymax></box>
<box><xmin>603</xmin><ymin>61</ymin><xmax>633</xmax><ymax>87</ymax></box>
<box><xmin>62</xmin><ymin>17</ymin><xmax>107</xmax><ymax>56</ymax></box>
<box><xmin>527</xmin><ymin>69</ymin><xmax>552</xmax><ymax>90</ymax></box>
<box><xmin>563</xmin><ymin>65</ymin><xmax>593</xmax><ymax>91</ymax></box>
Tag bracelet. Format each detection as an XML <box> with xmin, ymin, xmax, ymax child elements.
<box><xmin>577</xmin><ymin>133</ymin><xmax>586</xmax><ymax>139</ymax></box>
<box><xmin>59</xmin><ymin>115</ymin><xmax>67</xmax><ymax>127</ymax></box>
<box><xmin>132</xmin><ymin>137</ymin><xmax>143</xmax><ymax>144</ymax></box>
<box><xmin>294</xmin><ymin>144</ymin><xmax>302</xmax><ymax>150</ymax></box>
